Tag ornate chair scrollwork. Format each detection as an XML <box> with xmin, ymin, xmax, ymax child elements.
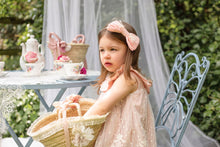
<box><xmin>155</xmin><ymin>52</ymin><xmax>210</xmax><ymax>147</ymax></box>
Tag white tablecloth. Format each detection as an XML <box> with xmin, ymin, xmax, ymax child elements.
<box><xmin>0</xmin><ymin>70</ymin><xmax>100</xmax><ymax>86</ymax></box>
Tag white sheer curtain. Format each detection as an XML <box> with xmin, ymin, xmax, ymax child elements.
<box><xmin>41</xmin><ymin>0</ymin><xmax>99</xmax><ymax>108</ymax></box>
<box><xmin>42</xmin><ymin>0</ymin><xmax>220</xmax><ymax>146</ymax></box>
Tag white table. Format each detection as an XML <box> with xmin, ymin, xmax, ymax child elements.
<box><xmin>0</xmin><ymin>70</ymin><xmax>100</xmax><ymax>147</ymax></box>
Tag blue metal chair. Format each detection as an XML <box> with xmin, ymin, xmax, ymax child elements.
<box><xmin>155</xmin><ymin>52</ymin><xmax>210</xmax><ymax>147</ymax></box>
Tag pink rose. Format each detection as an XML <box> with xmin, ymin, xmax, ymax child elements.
<box><xmin>25</xmin><ymin>51</ymin><xmax>38</xmax><ymax>63</ymax></box>
<box><xmin>57</xmin><ymin>55</ymin><xmax>70</xmax><ymax>62</ymax></box>
<box><xmin>80</xmin><ymin>67</ymin><xmax>87</xmax><ymax>74</ymax></box>
<box><xmin>57</xmin><ymin>55</ymin><xmax>63</xmax><ymax>60</ymax></box>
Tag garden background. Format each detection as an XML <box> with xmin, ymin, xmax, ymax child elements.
<box><xmin>0</xmin><ymin>0</ymin><xmax>219</xmax><ymax>143</ymax></box>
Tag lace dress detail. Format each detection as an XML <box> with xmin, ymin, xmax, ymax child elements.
<box><xmin>95</xmin><ymin>67</ymin><xmax>156</xmax><ymax>147</ymax></box>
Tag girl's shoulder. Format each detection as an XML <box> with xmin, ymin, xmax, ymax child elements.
<box><xmin>130</xmin><ymin>69</ymin><xmax>152</xmax><ymax>94</ymax></box>
<box><xmin>100</xmin><ymin>71</ymin><xmax>137</xmax><ymax>93</ymax></box>
<box><xmin>100</xmin><ymin>66</ymin><xmax>151</xmax><ymax>94</ymax></box>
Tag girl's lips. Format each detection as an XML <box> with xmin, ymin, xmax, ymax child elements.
<box><xmin>104</xmin><ymin>62</ymin><xmax>112</xmax><ymax>67</ymax></box>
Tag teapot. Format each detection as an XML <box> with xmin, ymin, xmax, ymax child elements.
<box><xmin>20</xmin><ymin>35</ymin><xmax>45</xmax><ymax>71</ymax></box>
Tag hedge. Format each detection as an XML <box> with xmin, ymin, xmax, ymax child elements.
<box><xmin>155</xmin><ymin>0</ymin><xmax>220</xmax><ymax>142</ymax></box>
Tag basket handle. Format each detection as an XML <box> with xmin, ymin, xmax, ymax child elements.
<box><xmin>49</xmin><ymin>32</ymin><xmax>62</xmax><ymax>42</ymax></box>
<box><xmin>53</xmin><ymin>102</ymin><xmax>82</xmax><ymax>119</ymax></box>
<box><xmin>71</xmin><ymin>34</ymin><xmax>85</xmax><ymax>44</ymax></box>
<box><xmin>68</xmin><ymin>103</ymin><xmax>82</xmax><ymax>116</ymax></box>
<box><xmin>53</xmin><ymin>97</ymin><xmax>82</xmax><ymax>147</ymax></box>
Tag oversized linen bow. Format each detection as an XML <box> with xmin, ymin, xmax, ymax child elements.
<box><xmin>106</xmin><ymin>20</ymin><xmax>140</xmax><ymax>51</ymax></box>
<box><xmin>48</xmin><ymin>32</ymin><xmax>67</xmax><ymax>60</ymax></box>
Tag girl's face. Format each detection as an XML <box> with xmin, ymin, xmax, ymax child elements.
<box><xmin>99</xmin><ymin>35</ymin><xmax>127</xmax><ymax>73</ymax></box>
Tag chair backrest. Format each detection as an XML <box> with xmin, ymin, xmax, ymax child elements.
<box><xmin>155</xmin><ymin>52</ymin><xmax>210</xmax><ymax>147</ymax></box>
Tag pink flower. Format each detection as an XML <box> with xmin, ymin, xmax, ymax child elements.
<box><xmin>25</xmin><ymin>51</ymin><xmax>38</xmax><ymax>63</ymax></box>
<box><xmin>57</xmin><ymin>55</ymin><xmax>70</xmax><ymax>62</ymax></box>
<box><xmin>80</xmin><ymin>67</ymin><xmax>87</xmax><ymax>74</ymax></box>
<box><xmin>57</xmin><ymin>55</ymin><xmax>63</xmax><ymax>60</ymax></box>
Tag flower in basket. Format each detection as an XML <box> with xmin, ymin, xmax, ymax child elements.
<box><xmin>24</xmin><ymin>51</ymin><xmax>38</xmax><ymax>63</ymax></box>
<box><xmin>71</xmin><ymin>124</ymin><xmax>94</xmax><ymax>146</ymax></box>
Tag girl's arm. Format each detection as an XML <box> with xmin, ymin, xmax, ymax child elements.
<box><xmin>84</xmin><ymin>74</ymin><xmax>137</xmax><ymax>116</ymax></box>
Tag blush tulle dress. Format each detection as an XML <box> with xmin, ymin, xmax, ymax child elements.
<box><xmin>94</xmin><ymin>67</ymin><xmax>157</xmax><ymax>147</ymax></box>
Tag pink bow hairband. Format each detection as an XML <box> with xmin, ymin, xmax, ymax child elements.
<box><xmin>106</xmin><ymin>20</ymin><xmax>140</xmax><ymax>51</ymax></box>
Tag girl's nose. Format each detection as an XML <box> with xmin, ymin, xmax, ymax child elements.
<box><xmin>104</xmin><ymin>51</ymin><xmax>110</xmax><ymax>58</ymax></box>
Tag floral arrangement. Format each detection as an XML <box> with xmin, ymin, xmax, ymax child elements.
<box><xmin>56</xmin><ymin>55</ymin><xmax>71</xmax><ymax>62</ymax></box>
<box><xmin>25</xmin><ymin>51</ymin><xmax>38</xmax><ymax>63</ymax></box>
<box><xmin>54</xmin><ymin>55</ymin><xmax>71</xmax><ymax>71</ymax></box>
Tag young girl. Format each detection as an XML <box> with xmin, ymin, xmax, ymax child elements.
<box><xmin>84</xmin><ymin>20</ymin><xmax>156</xmax><ymax>147</ymax></box>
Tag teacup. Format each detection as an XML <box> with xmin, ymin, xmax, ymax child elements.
<box><xmin>0</xmin><ymin>61</ymin><xmax>5</xmax><ymax>72</ymax></box>
<box><xmin>64</xmin><ymin>62</ymin><xmax>84</xmax><ymax>76</ymax></box>
<box><xmin>53</xmin><ymin>62</ymin><xmax>64</xmax><ymax>72</ymax></box>
<box><xmin>25</xmin><ymin>63</ymin><xmax>44</xmax><ymax>76</ymax></box>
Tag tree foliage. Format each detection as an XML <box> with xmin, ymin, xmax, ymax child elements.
<box><xmin>155</xmin><ymin>0</ymin><xmax>220</xmax><ymax>142</ymax></box>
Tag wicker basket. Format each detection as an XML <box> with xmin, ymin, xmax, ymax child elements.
<box><xmin>47</xmin><ymin>32</ymin><xmax>89</xmax><ymax>62</ymax></box>
<box><xmin>63</xmin><ymin>44</ymin><xmax>89</xmax><ymax>63</ymax></box>
<box><xmin>27</xmin><ymin>98</ymin><xmax>107</xmax><ymax>147</ymax></box>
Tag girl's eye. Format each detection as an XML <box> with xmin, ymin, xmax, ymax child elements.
<box><xmin>99</xmin><ymin>49</ymin><xmax>104</xmax><ymax>52</ymax></box>
<box><xmin>110</xmin><ymin>48</ymin><xmax>117</xmax><ymax>51</ymax></box>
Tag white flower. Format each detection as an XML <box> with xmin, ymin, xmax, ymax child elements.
<box><xmin>71</xmin><ymin>124</ymin><xmax>94</xmax><ymax>146</ymax></box>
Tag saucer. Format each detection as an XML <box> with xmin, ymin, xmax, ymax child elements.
<box><xmin>60</xmin><ymin>74</ymin><xmax>87</xmax><ymax>80</ymax></box>
<box><xmin>0</xmin><ymin>71</ymin><xmax>8</xmax><ymax>77</ymax></box>
<box><xmin>23</xmin><ymin>72</ymin><xmax>41</xmax><ymax>77</ymax></box>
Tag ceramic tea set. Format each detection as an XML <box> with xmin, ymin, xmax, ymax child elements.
<box><xmin>18</xmin><ymin>33</ymin><xmax>88</xmax><ymax>78</ymax></box>
<box><xmin>20</xmin><ymin>35</ymin><xmax>45</xmax><ymax>76</ymax></box>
